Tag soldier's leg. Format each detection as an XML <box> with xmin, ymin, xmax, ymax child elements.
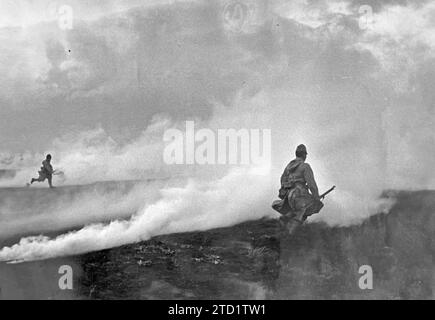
<box><xmin>47</xmin><ymin>175</ymin><xmax>53</xmax><ymax>188</ymax></box>
<box><xmin>279</xmin><ymin>213</ymin><xmax>292</xmax><ymax>226</ymax></box>
<box><xmin>286</xmin><ymin>210</ymin><xmax>305</xmax><ymax>235</ymax></box>
<box><xmin>31</xmin><ymin>176</ymin><xmax>45</xmax><ymax>184</ymax></box>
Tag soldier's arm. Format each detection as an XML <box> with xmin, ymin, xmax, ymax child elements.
<box><xmin>280</xmin><ymin>165</ymin><xmax>288</xmax><ymax>187</ymax></box>
<box><xmin>304</xmin><ymin>164</ymin><xmax>320</xmax><ymax>200</ymax></box>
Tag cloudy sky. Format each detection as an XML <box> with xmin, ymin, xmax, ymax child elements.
<box><xmin>0</xmin><ymin>0</ymin><xmax>434</xmax><ymax>189</ymax></box>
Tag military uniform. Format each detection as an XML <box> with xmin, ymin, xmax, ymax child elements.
<box><xmin>38</xmin><ymin>160</ymin><xmax>53</xmax><ymax>181</ymax></box>
<box><xmin>30</xmin><ymin>157</ymin><xmax>54</xmax><ymax>188</ymax></box>
<box><xmin>272</xmin><ymin>145</ymin><xmax>323</xmax><ymax>234</ymax></box>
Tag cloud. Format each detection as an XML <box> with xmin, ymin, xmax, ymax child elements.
<box><xmin>352</xmin><ymin>1</ymin><xmax>435</xmax><ymax>91</ymax></box>
<box><xmin>274</xmin><ymin>0</ymin><xmax>352</xmax><ymax>29</ymax></box>
<box><xmin>0</xmin><ymin>0</ymin><xmax>198</xmax><ymax>28</ymax></box>
<box><xmin>0</xmin><ymin>0</ymin><xmax>264</xmax><ymax>151</ymax></box>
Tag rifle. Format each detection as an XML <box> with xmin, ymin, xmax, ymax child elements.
<box><xmin>320</xmin><ymin>186</ymin><xmax>336</xmax><ymax>200</ymax></box>
<box><xmin>288</xmin><ymin>186</ymin><xmax>336</xmax><ymax>221</ymax></box>
<box><xmin>52</xmin><ymin>170</ymin><xmax>64</xmax><ymax>176</ymax></box>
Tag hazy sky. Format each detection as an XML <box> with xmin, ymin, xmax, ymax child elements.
<box><xmin>0</xmin><ymin>0</ymin><xmax>434</xmax><ymax>171</ymax></box>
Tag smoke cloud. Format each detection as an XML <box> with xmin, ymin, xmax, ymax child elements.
<box><xmin>0</xmin><ymin>168</ymin><xmax>273</xmax><ymax>262</ymax></box>
<box><xmin>0</xmin><ymin>0</ymin><xmax>433</xmax><ymax>262</ymax></box>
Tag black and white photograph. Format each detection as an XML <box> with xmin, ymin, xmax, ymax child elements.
<box><xmin>0</xmin><ymin>0</ymin><xmax>434</xmax><ymax>303</ymax></box>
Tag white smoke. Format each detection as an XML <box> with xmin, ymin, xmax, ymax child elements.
<box><xmin>0</xmin><ymin>168</ymin><xmax>274</xmax><ymax>262</ymax></box>
<box><xmin>0</xmin><ymin>180</ymin><xmax>169</xmax><ymax>241</ymax></box>
<box><xmin>1</xmin><ymin>0</ymin><xmax>434</xmax><ymax>262</ymax></box>
<box><xmin>0</xmin><ymin>90</ymin><xmax>396</xmax><ymax>262</ymax></box>
<box><xmin>0</xmin><ymin>117</ymin><xmax>171</xmax><ymax>188</ymax></box>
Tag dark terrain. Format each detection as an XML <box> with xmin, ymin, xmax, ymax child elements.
<box><xmin>0</xmin><ymin>190</ymin><xmax>434</xmax><ymax>299</ymax></box>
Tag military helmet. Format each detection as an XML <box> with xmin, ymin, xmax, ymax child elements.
<box><xmin>295</xmin><ymin>144</ymin><xmax>307</xmax><ymax>155</ymax></box>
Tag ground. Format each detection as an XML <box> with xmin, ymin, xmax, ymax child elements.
<box><xmin>0</xmin><ymin>190</ymin><xmax>434</xmax><ymax>299</ymax></box>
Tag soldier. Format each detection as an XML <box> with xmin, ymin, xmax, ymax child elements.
<box><xmin>272</xmin><ymin>144</ymin><xmax>324</xmax><ymax>234</ymax></box>
<box><xmin>30</xmin><ymin>154</ymin><xmax>55</xmax><ymax>188</ymax></box>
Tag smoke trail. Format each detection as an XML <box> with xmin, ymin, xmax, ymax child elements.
<box><xmin>0</xmin><ymin>117</ymin><xmax>171</xmax><ymax>188</ymax></box>
<box><xmin>0</xmin><ymin>180</ymin><xmax>169</xmax><ymax>241</ymax></box>
<box><xmin>0</xmin><ymin>91</ymin><xmax>396</xmax><ymax>262</ymax></box>
<box><xmin>0</xmin><ymin>168</ymin><xmax>274</xmax><ymax>262</ymax></box>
